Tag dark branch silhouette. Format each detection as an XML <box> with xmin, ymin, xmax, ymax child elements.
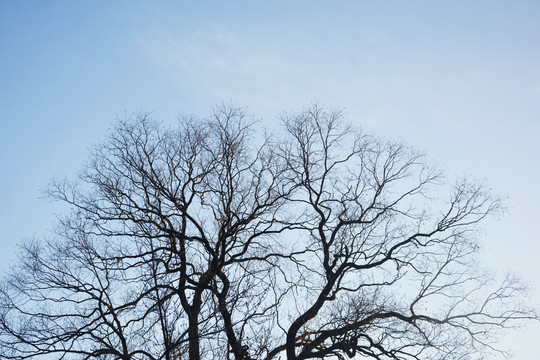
<box><xmin>1</xmin><ymin>104</ymin><xmax>536</xmax><ymax>360</ymax></box>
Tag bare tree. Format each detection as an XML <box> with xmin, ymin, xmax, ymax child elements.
<box><xmin>0</xmin><ymin>104</ymin><xmax>536</xmax><ymax>360</ymax></box>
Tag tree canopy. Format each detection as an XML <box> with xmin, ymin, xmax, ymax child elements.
<box><xmin>0</xmin><ymin>105</ymin><xmax>536</xmax><ymax>360</ymax></box>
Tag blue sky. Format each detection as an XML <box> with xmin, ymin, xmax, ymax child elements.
<box><xmin>1</xmin><ymin>1</ymin><xmax>539</xmax><ymax>358</ymax></box>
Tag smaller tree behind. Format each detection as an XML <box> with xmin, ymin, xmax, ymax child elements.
<box><xmin>0</xmin><ymin>104</ymin><xmax>536</xmax><ymax>360</ymax></box>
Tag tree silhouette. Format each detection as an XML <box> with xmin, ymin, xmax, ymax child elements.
<box><xmin>1</xmin><ymin>105</ymin><xmax>536</xmax><ymax>360</ymax></box>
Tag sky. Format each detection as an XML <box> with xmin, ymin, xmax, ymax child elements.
<box><xmin>0</xmin><ymin>1</ymin><xmax>539</xmax><ymax>358</ymax></box>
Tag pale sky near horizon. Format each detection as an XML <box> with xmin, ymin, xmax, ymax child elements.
<box><xmin>1</xmin><ymin>1</ymin><xmax>539</xmax><ymax>358</ymax></box>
